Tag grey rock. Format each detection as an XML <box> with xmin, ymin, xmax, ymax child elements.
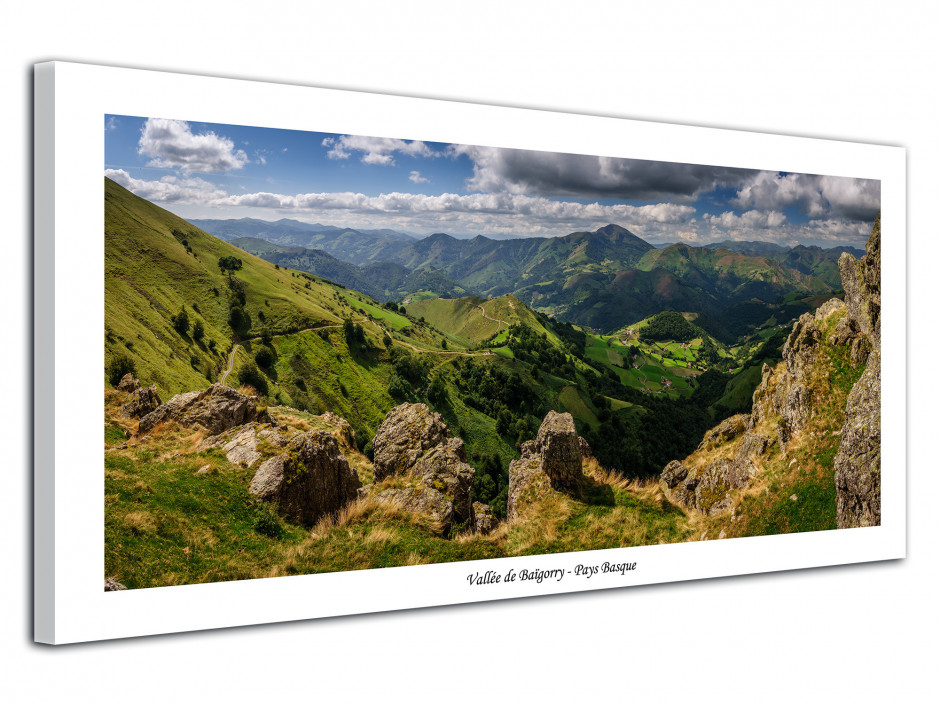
<box><xmin>104</xmin><ymin>578</ymin><xmax>127</xmax><ymax>591</ymax></box>
<box><xmin>520</xmin><ymin>440</ymin><xmax>539</xmax><ymax>459</ymax></box>
<box><xmin>121</xmin><ymin>385</ymin><xmax>162</xmax><ymax>419</ymax></box>
<box><xmin>371</xmin><ymin>403</ymin><xmax>453</xmax><ymax>481</ymax></box>
<box><xmin>782</xmin><ymin>312</ymin><xmax>821</xmax><ymax>383</ymax></box>
<box><xmin>138</xmin><ymin>383</ymin><xmax>272</xmax><ymax>436</ymax></box>
<box><xmin>249</xmin><ymin>430</ymin><xmax>360</xmax><ymax>525</ymax></box>
<box><xmin>834</xmin><ymin>349</ymin><xmax>881</xmax><ymax>528</ymax></box>
<box><xmin>370</xmin><ymin>404</ymin><xmax>474</xmax><ymax>529</ymax></box>
<box><xmin>736</xmin><ymin>433</ymin><xmax>772</xmax><ymax>463</ymax></box>
<box><xmin>116</xmin><ymin>373</ymin><xmax>139</xmax><ymax>392</ymax></box>
<box><xmin>781</xmin><ymin>382</ymin><xmax>812</xmax><ymax>436</ymax></box>
<box><xmin>472</xmin><ymin>502</ymin><xmax>497</xmax><ymax>535</ymax></box>
<box><xmin>834</xmin><ymin>218</ymin><xmax>881</xmax><ymax>529</ymax></box>
<box><xmin>661</xmin><ymin>460</ymin><xmax>689</xmax><ymax>489</ymax></box>
<box><xmin>698</xmin><ymin>413</ymin><xmax>749</xmax><ymax>450</ymax></box>
<box><xmin>376</xmin><ymin>487</ymin><xmax>454</xmax><ymax>535</ymax></box>
<box><xmin>839</xmin><ymin>216</ymin><xmax>880</xmax><ymax>348</ymax></box>
<box><xmin>814</xmin><ymin>297</ymin><xmax>846</xmax><ymax>321</ymax></box>
<box><xmin>413</xmin><ymin>438</ymin><xmax>475</xmax><ymax>525</ymax></box>
<box><xmin>533</xmin><ymin>411</ymin><xmax>583</xmax><ymax>489</ymax></box>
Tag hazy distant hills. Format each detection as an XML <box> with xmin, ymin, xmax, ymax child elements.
<box><xmin>193</xmin><ymin>216</ymin><xmax>855</xmax><ymax>333</ymax></box>
<box><xmin>230</xmin><ymin>237</ymin><xmax>468</xmax><ymax>302</ymax></box>
<box><xmin>190</xmin><ymin>217</ymin><xmax>415</xmax><ymax>265</ymax></box>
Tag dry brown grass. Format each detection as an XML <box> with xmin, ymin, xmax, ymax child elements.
<box><xmin>122</xmin><ymin>510</ymin><xmax>157</xmax><ymax>534</ymax></box>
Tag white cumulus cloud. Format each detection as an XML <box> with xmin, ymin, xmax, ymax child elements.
<box><xmin>105</xmin><ymin>169</ymin><xmax>228</xmax><ymax>204</ymax></box>
<box><xmin>322</xmin><ymin>135</ymin><xmax>439</xmax><ymax>166</ymax></box>
<box><xmin>409</xmin><ymin>171</ymin><xmax>429</xmax><ymax>184</ymax></box>
<box><xmin>137</xmin><ymin>118</ymin><xmax>248</xmax><ymax>173</ymax></box>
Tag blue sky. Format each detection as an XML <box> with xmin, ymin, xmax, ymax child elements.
<box><xmin>105</xmin><ymin>115</ymin><xmax>880</xmax><ymax>246</ymax></box>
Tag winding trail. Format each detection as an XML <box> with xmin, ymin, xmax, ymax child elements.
<box><xmin>476</xmin><ymin>302</ymin><xmax>509</xmax><ymax>331</ymax></box>
<box><xmin>220</xmin><ymin>344</ymin><xmax>241</xmax><ymax>386</ymax></box>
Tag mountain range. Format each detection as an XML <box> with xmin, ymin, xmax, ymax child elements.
<box><xmin>199</xmin><ymin>217</ymin><xmax>858</xmax><ymax>334</ymax></box>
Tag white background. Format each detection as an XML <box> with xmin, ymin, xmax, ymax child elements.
<box><xmin>3</xmin><ymin>0</ymin><xmax>937</xmax><ymax>701</ymax></box>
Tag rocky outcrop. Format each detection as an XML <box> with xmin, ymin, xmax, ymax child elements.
<box><xmin>249</xmin><ymin>430</ymin><xmax>361</xmax><ymax>525</ymax></box>
<box><xmin>372</xmin><ymin>403</ymin><xmax>452</xmax><ymax>481</ymax></box>
<box><xmin>472</xmin><ymin>502</ymin><xmax>497</xmax><ymax>535</ymax></box>
<box><xmin>117</xmin><ymin>373</ymin><xmax>140</xmax><ymax>393</ymax></box>
<box><xmin>121</xmin><ymin>385</ymin><xmax>162</xmax><ymax>419</ymax></box>
<box><xmin>834</xmin><ymin>350</ymin><xmax>881</xmax><ymax>528</ymax></box>
<box><xmin>321</xmin><ymin>411</ymin><xmax>356</xmax><ymax>449</ymax></box>
<box><xmin>698</xmin><ymin>414</ymin><xmax>748</xmax><ymax>450</ymax></box>
<box><xmin>834</xmin><ymin>217</ymin><xmax>882</xmax><ymax>528</ymax></box>
<box><xmin>138</xmin><ymin>383</ymin><xmax>273</xmax><ymax>436</ymax></box>
<box><xmin>533</xmin><ymin>411</ymin><xmax>583</xmax><ymax>489</ymax></box>
<box><xmin>661</xmin><ymin>456</ymin><xmax>752</xmax><ymax>516</ymax></box>
<box><xmin>370</xmin><ymin>403</ymin><xmax>475</xmax><ymax>534</ymax></box>
<box><xmin>659</xmin><ymin>217</ymin><xmax>883</xmax><ymax>526</ymax></box>
<box><xmin>507</xmin><ymin>411</ymin><xmax>587</xmax><ymax>520</ymax></box>
<box><xmin>839</xmin><ymin>216</ymin><xmax>881</xmax><ymax>349</ymax></box>
<box><xmin>104</xmin><ymin>578</ymin><xmax>127</xmax><ymax>591</ymax></box>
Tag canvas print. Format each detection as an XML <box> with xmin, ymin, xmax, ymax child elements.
<box><xmin>102</xmin><ymin>115</ymin><xmax>882</xmax><ymax>591</ymax></box>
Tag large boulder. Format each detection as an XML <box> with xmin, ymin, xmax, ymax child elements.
<box><xmin>371</xmin><ymin>403</ymin><xmax>453</xmax><ymax>481</ymax></box>
<box><xmin>370</xmin><ymin>403</ymin><xmax>475</xmax><ymax>533</ymax></box>
<box><xmin>121</xmin><ymin>385</ymin><xmax>162</xmax><ymax>419</ymax></box>
<box><xmin>249</xmin><ymin>430</ymin><xmax>361</xmax><ymax>525</ymax></box>
<box><xmin>507</xmin><ymin>411</ymin><xmax>586</xmax><ymax>520</ymax></box>
<box><xmin>780</xmin><ymin>382</ymin><xmax>812</xmax><ymax>436</ymax></box>
<box><xmin>695</xmin><ymin>458</ymin><xmax>752</xmax><ymax>516</ymax></box>
<box><xmin>138</xmin><ymin>383</ymin><xmax>272</xmax><ymax>435</ymax></box>
<box><xmin>533</xmin><ymin>411</ymin><xmax>583</xmax><ymax>489</ymax></box>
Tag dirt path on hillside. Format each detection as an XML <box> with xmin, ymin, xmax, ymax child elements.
<box><xmin>477</xmin><ymin>302</ymin><xmax>509</xmax><ymax>330</ymax></box>
<box><xmin>220</xmin><ymin>344</ymin><xmax>241</xmax><ymax>386</ymax></box>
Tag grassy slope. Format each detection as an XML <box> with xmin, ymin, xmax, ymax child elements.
<box><xmin>105</xmin><ymin>177</ymin><xmax>342</xmax><ymax>397</ymax></box>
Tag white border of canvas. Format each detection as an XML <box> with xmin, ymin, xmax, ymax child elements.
<box><xmin>33</xmin><ymin>61</ymin><xmax>906</xmax><ymax>644</ymax></box>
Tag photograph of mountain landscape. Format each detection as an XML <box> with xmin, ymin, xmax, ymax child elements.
<box><xmin>103</xmin><ymin>114</ymin><xmax>882</xmax><ymax>591</ymax></box>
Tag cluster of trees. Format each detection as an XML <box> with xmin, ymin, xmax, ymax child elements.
<box><xmin>469</xmin><ymin>452</ymin><xmax>508</xmax><ymax>518</ymax></box>
<box><xmin>382</xmin><ymin>301</ymin><xmax>407</xmax><ymax>314</ymax></box>
<box><xmin>452</xmin><ymin>359</ymin><xmax>539</xmax><ymax>445</ymax></box>
<box><xmin>640</xmin><ymin>311</ymin><xmax>700</xmax><ymax>342</ymax></box>
<box><xmin>506</xmin><ymin>325</ymin><xmax>571</xmax><ymax>376</ymax></box>
<box><xmin>342</xmin><ymin>318</ymin><xmax>367</xmax><ymax>349</ymax></box>
<box><xmin>387</xmin><ymin>348</ymin><xmax>431</xmax><ymax>402</ymax></box>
